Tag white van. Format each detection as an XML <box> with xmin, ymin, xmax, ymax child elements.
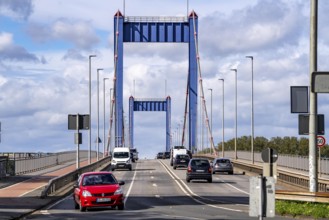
<box><xmin>111</xmin><ymin>147</ymin><xmax>132</xmax><ymax>171</ymax></box>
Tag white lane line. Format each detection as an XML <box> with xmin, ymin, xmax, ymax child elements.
<box><xmin>159</xmin><ymin>161</ymin><xmax>243</xmax><ymax>212</ymax></box>
<box><xmin>124</xmin><ymin>162</ymin><xmax>137</xmax><ymax>204</ymax></box>
<box><xmin>151</xmin><ymin>176</ymin><xmax>154</xmax><ymax>179</ymax></box>
<box><xmin>215</xmin><ymin>177</ymin><xmax>250</xmax><ymax>195</ymax></box>
<box><xmin>152</xmin><ymin>183</ymin><xmax>157</xmax><ymax>187</ymax></box>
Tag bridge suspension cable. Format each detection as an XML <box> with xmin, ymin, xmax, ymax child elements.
<box><xmin>191</xmin><ymin>12</ymin><xmax>217</xmax><ymax>155</ymax></box>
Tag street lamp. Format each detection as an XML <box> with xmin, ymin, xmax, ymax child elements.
<box><xmin>109</xmin><ymin>88</ymin><xmax>113</xmax><ymax>154</ymax></box>
<box><xmin>103</xmin><ymin>78</ymin><xmax>109</xmax><ymax>158</ymax></box>
<box><xmin>246</xmin><ymin>55</ymin><xmax>254</xmax><ymax>164</ymax></box>
<box><xmin>97</xmin><ymin>68</ymin><xmax>104</xmax><ymax>161</ymax></box>
<box><xmin>88</xmin><ymin>55</ymin><xmax>96</xmax><ymax>164</ymax></box>
<box><xmin>218</xmin><ymin>79</ymin><xmax>225</xmax><ymax>158</ymax></box>
<box><xmin>208</xmin><ymin>88</ymin><xmax>213</xmax><ymax>154</ymax></box>
<box><xmin>231</xmin><ymin>68</ymin><xmax>237</xmax><ymax>160</ymax></box>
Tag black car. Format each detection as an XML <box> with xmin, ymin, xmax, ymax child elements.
<box><xmin>173</xmin><ymin>154</ymin><xmax>190</xmax><ymax>169</ymax></box>
<box><xmin>156</xmin><ymin>152</ymin><xmax>164</xmax><ymax>159</ymax></box>
<box><xmin>163</xmin><ymin>151</ymin><xmax>171</xmax><ymax>159</ymax></box>
<box><xmin>186</xmin><ymin>158</ymin><xmax>212</xmax><ymax>183</ymax></box>
<box><xmin>212</xmin><ymin>158</ymin><xmax>233</xmax><ymax>174</ymax></box>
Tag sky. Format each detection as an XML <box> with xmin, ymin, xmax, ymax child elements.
<box><xmin>1</xmin><ymin>0</ymin><xmax>329</xmax><ymax>159</ymax></box>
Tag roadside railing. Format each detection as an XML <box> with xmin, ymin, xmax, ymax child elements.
<box><xmin>0</xmin><ymin>150</ymin><xmax>102</xmax><ymax>176</ymax></box>
<box><xmin>41</xmin><ymin>156</ymin><xmax>111</xmax><ymax>198</ymax></box>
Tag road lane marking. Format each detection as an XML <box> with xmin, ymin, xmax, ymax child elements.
<box><xmin>152</xmin><ymin>183</ymin><xmax>157</xmax><ymax>187</ymax></box>
<box><xmin>159</xmin><ymin>160</ymin><xmax>243</xmax><ymax>212</ymax></box>
<box><xmin>214</xmin><ymin>177</ymin><xmax>249</xmax><ymax>195</ymax></box>
<box><xmin>124</xmin><ymin>162</ymin><xmax>137</xmax><ymax>204</ymax></box>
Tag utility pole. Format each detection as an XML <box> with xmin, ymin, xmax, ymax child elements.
<box><xmin>309</xmin><ymin>0</ymin><xmax>318</xmax><ymax>192</ymax></box>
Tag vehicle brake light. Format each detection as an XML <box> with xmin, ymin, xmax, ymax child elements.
<box><xmin>187</xmin><ymin>166</ymin><xmax>192</xmax><ymax>173</ymax></box>
<box><xmin>208</xmin><ymin>167</ymin><xmax>212</xmax><ymax>173</ymax></box>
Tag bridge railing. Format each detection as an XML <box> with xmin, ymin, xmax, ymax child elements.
<box><xmin>0</xmin><ymin>150</ymin><xmax>101</xmax><ymax>176</ymax></box>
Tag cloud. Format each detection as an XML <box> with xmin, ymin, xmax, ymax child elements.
<box><xmin>0</xmin><ymin>32</ymin><xmax>40</xmax><ymax>62</ymax></box>
<box><xmin>199</xmin><ymin>0</ymin><xmax>307</xmax><ymax>57</ymax></box>
<box><xmin>0</xmin><ymin>0</ymin><xmax>34</xmax><ymax>20</ymax></box>
<box><xmin>27</xmin><ymin>18</ymin><xmax>100</xmax><ymax>50</ymax></box>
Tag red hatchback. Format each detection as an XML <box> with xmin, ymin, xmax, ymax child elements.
<box><xmin>73</xmin><ymin>171</ymin><xmax>125</xmax><ymax>211</ymax></box>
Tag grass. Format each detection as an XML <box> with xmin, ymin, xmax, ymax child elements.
<box><xmin>276</xmin><ymin>200</ymin><xmax>329</xmax><ymax>219</ymax></box>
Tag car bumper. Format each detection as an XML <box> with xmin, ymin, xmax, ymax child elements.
<box><xmin>79</xmin><ymin>194</ymin><xmax>124</xmax><ymax>208</ymax></box>
<box><xmin>186</xmin><ymin>173</ymin><xmax>212</xmax><ymax>180</ymax></box>
<box><xmin>213</xmin><ymin>167</ymin><xmax>233</xmax><ymax>173</ymax></box>
<box><xmin>112</xmin><ymin>163</ymin><xmax>132</xmax><ymax>170</ymax></box>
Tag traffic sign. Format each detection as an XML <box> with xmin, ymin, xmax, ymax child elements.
<box><xmin>317</xmin><ymin>135</ymin><xmax>326</xmax><ymax>147</ymax></box>
<box><xmin>261</xmin><ymin>148</ymin><xmax>278</xmax><ymax>163</ymax></box>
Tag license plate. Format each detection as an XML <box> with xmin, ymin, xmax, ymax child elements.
<box><xmin>196</xmin><ymin>170</ymin><xmax>204</xmax><ymax>172</ymax></box>
<box><xmin>181</xmin><ymin>160</ymin><xmax>186</xmax><ymax>162</ymax></box>
<box><xmin>97</xmin><ymin>198</ymin><xmax>111</xmax><ymax>202</ymax></box>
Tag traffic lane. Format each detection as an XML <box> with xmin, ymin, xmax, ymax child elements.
<box><xmin>159</xmin><ymin>159</ymin><xmax>250</xmax><ymax>213</ymax></box>
<box><xmin>125</xmin><ymin>159</ymin><xmax>253</xmax><ymax>220</ymax></box>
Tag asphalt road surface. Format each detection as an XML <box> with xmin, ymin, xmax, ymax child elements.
<box><xmin>24</xmin><ymin>159</ymin><xmax>293</xmax><ymax>220</ymax></box>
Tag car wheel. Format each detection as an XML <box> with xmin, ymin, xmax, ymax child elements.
<box><xmin>173</xmin><ymin>166</ymin><xmax>176</xmax><ymax>170</ymax></box>
<box><xmin>118</xmin><ymin>204</ymin><xmax>125</xmax><ymax>210</ymax></box>
<box><xmin>112</xmin><ymin>168</ymin><xmax>115</xmax><ymax>171</ymax></box>
<box><xmin>212</xmin><ymin>171</ymin><xmax>215</xmax><ymax>174</ymax></box>
<box><xmin>79</xmin><ymin>203</ymin><xmax>86</xmax><ymax>212</ymax></box>
<box><xmin>229</xmin><ymin>171</ymin><xmax>233</xmax><ymax>175</ymax></box>
<box><xmin>170</xmin><ymin>161</ymin><xmax>173</xmax><ymax>166</ymax></box>
<box><xmin>208</xmin><ymin>178</ymin><xmax>212</xmax><ymax>183</ymax></box>
<box><xmin>186</xmin><ymin>177</ymin><xmax>190</xmax><ymax>183</ymax></box>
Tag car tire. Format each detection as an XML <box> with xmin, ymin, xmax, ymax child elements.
<box><xmin>212</xmin><ymin>171</ymin><xmax>215</xmax><ymax>174</ymax></box>
<box><xmin>173</xmin><ymin>166</ymin><xmax>176</xmax><ymax>170</ymax></box>
<box><xmin>186</xmin><ymin>177</ymin><xmax>190</xmax><ymax>183</ymax></box>
<box><xmin>208</xmin><ymin>178</ymin><xmax>212</xmax><ymax>183</ymax></box>
<box><xmin>118</xmin><ymin>204</ymin><xmax>125</xmax><ymax>210</ymax></box>
<box><xmin>112</xmin><ymin>168</ymin><xmax>115</xmax><ymax>171</ymax></box>
<box><xmin>229</xmin><ymin>171</ymin><xmax>233</xmax><ymax>175</ymax></box>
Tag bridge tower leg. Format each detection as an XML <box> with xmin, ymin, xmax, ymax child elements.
<box><xmin>166</xmin><ymin>97</ymin><xmax>171</xmax><ymax>152</ymax></box>
<box><xmin>129</xmin><ymin>96</ymin><xmax>134</xmax><ymax>149</ymax></box>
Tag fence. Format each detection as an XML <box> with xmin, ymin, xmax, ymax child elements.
<box><xmin>0</xmin><ymin>150</ymin><xmax>101</xmax><ymax>177</ymax></box>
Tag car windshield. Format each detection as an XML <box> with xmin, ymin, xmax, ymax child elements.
<box><xmin>113</xmin><ymin>152</ymin><xmax>129</xmax><ymax>158</ymax></box>
<box><xmin>82</xmin><ymin>174</ymin><xmax>117</xmax><ymax>186</ymax></box>
<box><xmin>191</xmin><ymin>160</ymin><xmax>209</xmax><ymax>167</ymax></box>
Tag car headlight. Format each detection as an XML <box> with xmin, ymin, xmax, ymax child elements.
<box><xmin>82</xmin><ymin>190</ymin><xmax>92</xmax><ymax>197</ymax></box>
<box><xmin>114</xmin><ymin>187</ymin><xmax>123</xmax><ymax>195</ymax></box>
<box><xmin>126</xmin><ymin>159</ymin><xmax>130</xmax><ymax>163</ymax></box>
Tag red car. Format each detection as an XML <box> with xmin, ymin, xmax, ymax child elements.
<box><xmin>73</xmin><ymin>171</ymin><xmax>125</xmax><ymax>211</ymax></box>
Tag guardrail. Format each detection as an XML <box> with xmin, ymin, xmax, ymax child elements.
<box><xmin>195</xmin><ymin>152</ymin><xmax>329</xmax><ymax>192</ymax></box>
<box><xmin>0</xmin><ymin>150</ymin><xmax>101</xmax><ymax>176</ymax></box>
<box><xmin>41</xmin><ymin>156</ymin><xmax>111</xmax><ymax>198</ymax></box>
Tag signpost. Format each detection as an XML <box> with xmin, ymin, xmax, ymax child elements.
<box><xmin>68</xmin><ymin>114</ymin><xmax>90</xmax><ymax>169</ymax></box>
<box><xmin>317</xmin><ymin>135</ymin><xmax>326</xmax><ymax>147</ymax></box>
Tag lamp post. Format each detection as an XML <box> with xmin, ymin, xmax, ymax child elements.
<box><xmin>231</xmin><ymin>68</ymin><xmax>237</xmax><ymax>160</ymax></box>
<box><xmin>97</xmin><ymin>68</ymin><xmax>103</xmax><ymax>161</ymax></box>
<box><xmin>218</xmin><ymin>79</ymin><xmax>225</xmax><ymax>157</ymax></box>
<box><xmin>103</xmin><ymin>78</ymin><xmax>109</xmax><ymax>158</ymax></box>
<box><xmin>208</xmin><ymin>88</ymin><xmax>213</xmax><ymax>154</ymax></box>
<box><xmin>109</xmin><ymin>88</ymin><xmax>113</xmax><ymax>154</ymax></box>
<box><xmin>88</xmin><ymin>55</ymin><xmax>96</xmax><ymax>164</ymax></box>
<box><xmin>246</xmin><ymin>56</ymin><xmax>254</xmax><ymax>164</ymax></box>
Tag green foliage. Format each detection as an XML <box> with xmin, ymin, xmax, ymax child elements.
<box><xmin>276</xmin><ymin>200</ymin><xmax>329</xmax><ymax>219</ymax></box>
<box><xmin>216</xmin><ymin>136</ymin><xmax>329</xmax><ymax>158</ymax></box>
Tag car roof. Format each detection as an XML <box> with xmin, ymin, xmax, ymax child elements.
<box><xmin>81</xmin><ymin>171</ymin><xmax>113</xmax><ymax>176</ymax></box>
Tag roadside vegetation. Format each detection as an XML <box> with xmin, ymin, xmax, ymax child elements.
<box><xmin>198</xmin><ymin>136</ymin><xmax>329</xmax><ymax>158</ymax></box>
<box><xmin>276</xmin><ymin>200</ymin><xmax>329</xmax><ymax>219</ymax></box>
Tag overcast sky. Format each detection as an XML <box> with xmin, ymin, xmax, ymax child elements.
<box><xmin>1</xmin><ymin>0</ymin><xmax>329</xmax><ymax>159</ymax></box>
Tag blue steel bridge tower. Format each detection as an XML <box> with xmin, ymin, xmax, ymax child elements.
<box><xmin>113</xmin><ymin>11</ymin><xmax>198</xmax><ymax>153</ymax></box>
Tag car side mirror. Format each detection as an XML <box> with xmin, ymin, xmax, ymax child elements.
<box><xmin>118</xmin><ymin>181</ymin><xmax>125</xmax><ymax>186</ymax></box>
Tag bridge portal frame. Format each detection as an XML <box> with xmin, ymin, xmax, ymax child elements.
<box><xmin>114</xmin><ymin>11</ymin><xmax>198</xmax><ymax>152</ymax></box>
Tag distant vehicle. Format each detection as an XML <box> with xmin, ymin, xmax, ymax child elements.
<box><xmin>73</xmin><ymin>171</ymin><xmax>125</xmax><ymax>211</ymax></box>
<box><xmin>111</xmin><ymin>147</ymin><xmax>132</xmax><ymax>171</ymax></box>
<box><xmin>186</xmin><ymin>158</ymin><xmax>212</xmax><ymax>183</ymax></box>
<box><xmin>212</xmin><ymin>158</ymin><xmax>234</xmax><ymax>174</ymax></box>
<box><xmin>130</xmin><ymin>148</ymin><xmax>139</xmax><ymax>161</ymax></box>
<box><xmin>163</xmin><ymin>151</ymin><xmax>171</xmax><ymax>159</ymax></box>
<box><xmin>157</xmin><ymin>152</ymin><xmax>164</xmax><ymax>159</ymax></box>
<box><xmin>173</xmin><ymin>154</ymin><xmax>190</xmax><ymax>169</ymax></box>
<box><xmin>170</xmin><ymin>146</ymin><xmax>188</xmax><ymax>166</ymax></box>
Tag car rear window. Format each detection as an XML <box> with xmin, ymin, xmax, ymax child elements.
<box><xmin>217</xmin><ymin>159</ymin><xmax>231</xmax><ymax>164</ymax></box>
<box><xmin>191</xmin><ymin>159</ymin><xmax>209</xmax><ymax>167</ymax></box>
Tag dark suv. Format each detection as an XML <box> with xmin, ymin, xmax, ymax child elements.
<box><xmin>173</xmin><ymin>154</ymin><xmax>190</xmax><ymax>169</ymax></box>
<box><xmin>186</xmin><ymin>158</ymin><xmax>212</xmax><ymax>183</ymax></box>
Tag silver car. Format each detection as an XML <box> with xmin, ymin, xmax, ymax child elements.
<box><xmin>212</xmin><ymin>158</ymin><xmax>233</xmax><ymax>174</ymax></box>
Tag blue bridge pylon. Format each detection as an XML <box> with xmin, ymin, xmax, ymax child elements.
<box><xmin>113</xmin><ymin>11</ymin><xmax>198</xmax><ymax>152</ymax></box>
